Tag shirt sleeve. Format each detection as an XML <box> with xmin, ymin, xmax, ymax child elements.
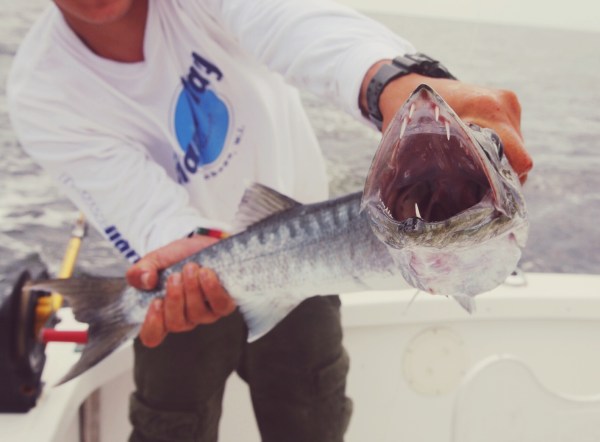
<box><xmin>7</xmin><ymin>89</ymin><xmax>228</xmax><ymax>260</ymax></box>
<box><xmin>197</xmin><ymin>0</ymin><xmax>416</xmax><ymax>121</ymax></box>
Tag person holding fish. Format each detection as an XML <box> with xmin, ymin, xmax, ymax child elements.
<box><xmin>8</xmin><ymin>0</ymin><xmax>532</xmax><ymax>441</ymax></box>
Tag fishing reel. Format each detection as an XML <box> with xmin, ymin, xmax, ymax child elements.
<box><xmin>0</xmin><ymin>250</ymin><xmax>54</xmax><ymax>412</ymax></box>
<box><xmin>0</xmin><ymin>215</ymin><xmax>87</xmax><ymax>412</ymax></box>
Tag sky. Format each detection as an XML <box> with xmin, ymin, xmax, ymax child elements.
<box><xmin>336</xmin><ymin>0</ymin><xmax>600</xmax><ymax>33</ymax></box>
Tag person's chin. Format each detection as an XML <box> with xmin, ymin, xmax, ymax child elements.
<box><xmin>85</xmin><ymin>3</ymin><xmax>134</xmax><ymax>24</ymax></box>
<box><xmin>61</xmin><ymin>0</ymin><xmax>137</xmax><ymax>26</ymax></box>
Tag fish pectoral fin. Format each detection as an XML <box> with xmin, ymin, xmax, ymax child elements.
<box><xmin>452</xmin><ymin>295</ymin><xmax>476</xmax><ymax>314</ymax></box>
<box><xmin>232</xmin><ymin>183</ymin><xmax>302</xmax><ymax>233</ymax></box>
<box><xmin>238</xmin><ymin>293</ymin><xmax>305</xmax><ymax>343</ymax></box>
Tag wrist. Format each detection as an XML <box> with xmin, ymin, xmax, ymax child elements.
<box><xmin>361</xmin><ymin>54</ymin><xmax>456</xmax><ymax>130</ymax></box>
<box><xmin>378</xmin><ymin>73</ymin><xmax>433</xmax><ymax>122</ymax></box>
<box><xmin>359</xmin><ymin>59</ymin><xmax>390</xmax><ymax>118</ymax></box>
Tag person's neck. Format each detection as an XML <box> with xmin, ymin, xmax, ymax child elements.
<box><xmin>63</xmin><ymin>0</ymin><xmax>149</xmax><ymax>63</ymax></box>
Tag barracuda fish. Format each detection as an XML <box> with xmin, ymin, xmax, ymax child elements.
<box><xmin>30</xmin><ymin>84</ymin><xmax>528</xmax><ymax>384</ymax></box>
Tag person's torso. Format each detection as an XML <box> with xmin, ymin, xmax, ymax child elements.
<box><xmin>24</xmin><ymin>0</ymin><xmax>329</xmax><ymax>225</ymax></box>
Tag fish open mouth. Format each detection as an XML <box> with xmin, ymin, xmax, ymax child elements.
<box><xmin>361</xmin><ymin>84</ymin><xmax>528</xmax><ymax>298</ymax></box>
<box><xmin>364</xmin><ymin>85</ymin><xmax>493</xmax><ymax>223</ymax></box>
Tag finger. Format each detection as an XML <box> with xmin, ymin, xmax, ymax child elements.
<box><xmin>495</xmin><ymin>89</ymin><xmax>523</xmax><ymax>135</ymax></box>
<box><xmin>163</xmin><ymin>273</ymin><xmax>190</xmax><ymax>332</ymax></box>
<box><xmin>452</xmin><ymin>88</ymin><xmax>532</xmax><ymax>182</ymax></box>
<box><xmin>182</xmin><ymin>263</ymin><xmax>214</xmax><ymax>324</ymax></box>
<box><xmin>199</xmin><ymin>268</ymin><xmax>237</xmax><ymax>317</ymax></box>
<box><xmin>460</xmin><ymin>114</ymin><xmax>532</xmax><ymax>184</ymax></box>
<box><xmin>126</xmin><ymin>262</ymin><xmax>158</xmax><ymax>291</ymax></box>
<box><xmin>490</xmin><ymin>124</ymin><xmax>533</xmax><ymax>182</ymax></box>
<box><xmin>139</xmin><ymin>299</ymin><xmax>167</xmax><ymax>348</ymax></box>
<box><xmin>127</xmin><ymin>236</ymin><xmax>220</xmax><ymax>290</ymax></box>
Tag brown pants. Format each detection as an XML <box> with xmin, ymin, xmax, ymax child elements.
<box><xmin>129</xmin><ymin>296</ymin><xmax>352</xmax><ymax>442</ymax></box>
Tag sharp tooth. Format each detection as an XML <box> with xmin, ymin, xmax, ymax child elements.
<box><xmin>382</xmin><ymin>203</ymin><xmax>393</xmax><ymax>218</ymax></box>
<box><xmin>409</xmin><ymin>104</ymin><xmax>416</xmax><ymax>118</ymax></box>
<box><xmin>400</xmin><ymin>117</ymin><xmax>408</xmax><ymax>139</ymax></box>
<box><xmin>435</xmin><ymin>106</ymin><xmax>440</xmax><ymax>122</ymax></box>
<box><xmin>445</xmin><ymin>121</ymin><xmax>450</xmax><ymax>140</ymax></box>
<box><xmin>414</xmin><ymin>202</ymin><xmax>422</xmax><ymax>219</ymax></box>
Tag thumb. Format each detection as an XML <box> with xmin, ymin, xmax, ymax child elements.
<box><xmin>126</xmin><ymin>236</ymin><xmax>217</xmax><ymax>290</ymax></box>
<box><xmin>126</xmin><ymin>239</ymin><xmax>192</xmax><ymax>290</ymax></box>
<box><xmin>126</xmin><ymin>258</ymin><xmax>160</xmax><ymax>290</ymax></box>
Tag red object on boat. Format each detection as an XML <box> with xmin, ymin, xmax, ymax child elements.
<box><xmin>40</xmin><ymin>329</ymin><xmax>88</xmax><ymax>344</ymax></box>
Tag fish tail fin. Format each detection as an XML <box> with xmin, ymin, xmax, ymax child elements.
<box><xmin>237</xmin><ymin>293</ymin><xmax>305</xmax><ymax>343</ymax></box>
<box><xmin>29</xmin><ymin>277</ymin><xmax>141</xmax><ymax>385</ymax></box>
<box><xmin>452</xmin><ymin>295</ymin><xmax>476</xmax><ymax>314</ymax></box>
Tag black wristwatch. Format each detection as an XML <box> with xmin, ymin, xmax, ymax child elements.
<box><xmin>366</xmin><ymin>53</ymin><xmax>457</xmax><ymax>129</ymax></box>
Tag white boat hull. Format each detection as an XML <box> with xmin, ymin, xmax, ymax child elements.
<box><xmin>2</xmin><ymin>272</ymin><xmax>600</xmax><ymax>441</ymax></box>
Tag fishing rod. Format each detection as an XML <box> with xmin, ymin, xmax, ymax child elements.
<box><xmin>37</xmin><ymin>213</ymin><xmax>88</xmax><ymax>344</ymax></box>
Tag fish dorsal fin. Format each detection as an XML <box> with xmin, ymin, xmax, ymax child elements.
<box><xmin>232</xmin><ymin>183</ymin><xmax>301</xmax><ymax>233</ymax></box>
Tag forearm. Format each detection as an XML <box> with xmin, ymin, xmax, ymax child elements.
<box><xmin>9</xmin><ymin>107</ymin><xmax>220</xmax><ymax>258</ymax></box>
<box><xmin>204</xmin><ymin>0</ymin><xmax>414</xmax><ymax>118</ymax></box>
<box><xmin>360</xmin><ymin>64</ymin><xmax>456</xmax><ymax>131</ymax></box>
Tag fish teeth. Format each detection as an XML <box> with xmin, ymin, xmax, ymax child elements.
<box><xmin>400</xmin><ymin>117</ymin><xmax>408</xmax><ymax>139</ymax></box>
<box><xmin>445</xmin><ymin>121</ymin><xmax>451</xmax><ymax>140</ymax></box>
<box><xmin>380</xmin><ymin>201</ymin><xmax>393</xmax><ymax>219</ymax></box>
<box><xmin>414</xmin><ymin>202</ymin><xmax>422</xmax><ymax>219</ymax></box>
<box><xmin>434</xmin><ymin>106</ymin><xmax>440</xmax><ymax>122</ymax></box>
<box><xmin>409</xmin><ymin>104</ymin><xmax>416</xmax><ymax>118</ymax></box>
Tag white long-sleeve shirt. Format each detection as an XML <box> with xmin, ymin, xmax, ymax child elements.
<box><xmin>8</xmin><ymin>0</ymin><xmax>414</xmax><ymax>261</ymax></box>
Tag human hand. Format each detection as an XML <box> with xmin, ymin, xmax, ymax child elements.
<box><xmin>126</xmin><ymin>236</ymin><xmax>237</xmax><ymax>347</ymax></box>
<box><xmin>361</xmin><ymin>63</ymin><xmax>533</xmax><ymax>182</ymax></box>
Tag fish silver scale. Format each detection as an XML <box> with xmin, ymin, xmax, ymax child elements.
<box><xmin>154</xmin><ymin>192</ymin><xmax>405</xmax><ymax>313</ymax></box>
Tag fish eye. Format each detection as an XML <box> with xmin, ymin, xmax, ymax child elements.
<box><xmin>472</xmin><ymin>124</ymin><xmax>504</xmax><ymax>161</ymax></box>
<box><xmin>489</xmin><ymin>131</ymin><xmax>504</xmax><ymax>159</ymax></box>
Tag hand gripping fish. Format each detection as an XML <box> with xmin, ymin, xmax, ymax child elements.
<box><xmin>29</xmin><ymin>85</ymin><xmax>528</xmax><ymax>384</ymax></box>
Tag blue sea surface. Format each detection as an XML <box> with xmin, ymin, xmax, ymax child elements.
<box><xmin>1</xmin><ymin>1</ymin><xmax>599</xmax><ymax>276</ymax></box>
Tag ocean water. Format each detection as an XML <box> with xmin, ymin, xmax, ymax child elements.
<box><xmin>1</xmin><ymin>1</ymin><xmax>599</xmax><ymax>278</ymax></box>
<box><xmin>337</xmin><ymin>0</ymin><xmax>600</xmax><ymax>33</ymax></box>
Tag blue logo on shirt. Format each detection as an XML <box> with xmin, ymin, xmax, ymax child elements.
<box><xmin>174</xmin><ymin>52</ymin><xmax>229</xmax><ymax>183</ymax></box>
